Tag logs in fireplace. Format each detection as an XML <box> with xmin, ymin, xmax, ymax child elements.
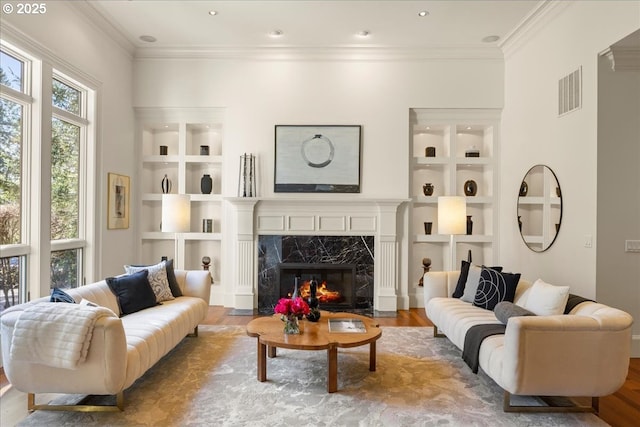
<box><xmin>278</xmin><ymin>263</ymin><xmax>358</xmax><ymax>311</ymax></box>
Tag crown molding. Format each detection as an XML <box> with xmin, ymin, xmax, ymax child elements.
<box><xmin>68</xmin><ymin>1</ymin><xmax>135</xmax><ymax>57</ymax></box>
<box><xmin>0</xmin><ymin>24</ymin><xmax>101</xmax><ymax>90</ymax></box>
<box><xmin>605</xmin><ymin>46</ymin><xmax>640</xmax><ymax>72</ymax></box>
<box><xmin>132</xmin><ymin>45</ymin><xmax>504</xmax><ymax>62</ymax></box>
<box><xmin>499</xmin><ymin>0</ymin><xmax>571</xmax><ymax>59</ymax></box>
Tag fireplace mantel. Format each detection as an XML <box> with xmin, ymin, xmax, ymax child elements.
<box><xmin>225</xmin><ymin>197</ymin><xmax>408</xmax><ymax>314</ymax></box>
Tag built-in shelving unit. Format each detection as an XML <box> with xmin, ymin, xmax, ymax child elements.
<box><xmin>135</xmin><ymin>108</ymin><xmax>225</xmax><ymax>283</ymax></box>
<box><xmin>409</xmin><ymin>109</ymin><xmax>500</xmax><ymax>287</ymax></box>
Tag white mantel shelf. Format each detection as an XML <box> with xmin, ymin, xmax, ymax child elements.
<box><xmin>224</xmin><ymin>196</ymin><xmax>410</xmax><ymax>205</ymax></box>
<box><xmin>225</xmin><ymin>197</ymin><xmax>410</xmax><ymax>313</ymax></box>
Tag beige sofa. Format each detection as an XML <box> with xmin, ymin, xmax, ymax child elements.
<box><xmin>0</xmin><ymin>269</ymin><xmax>210</xmax><ymax>411</ymax></box>
<box><xmin>423</xmin><ymin>271</ymin><xmax>633</xmax><ymax>412</ymax></box>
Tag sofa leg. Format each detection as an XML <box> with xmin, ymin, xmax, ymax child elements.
<box><xmin>28</xmin><ymin>391</ymin><xmax>124</xmax><ymax>412</ymax></box>
<box><xmin>503</xmin><ymin>391</ymin><xmax>599</xmax><ymax>413</ymax></box>
<box><xmin>433</xmin><ymin>325</ymin><xmax>446</xmax><ymax>338</ymax></box>
<box><xmin>187</xmin><ymin>326</ymin><xmax>199</xmax><ymax>337</ymax></box>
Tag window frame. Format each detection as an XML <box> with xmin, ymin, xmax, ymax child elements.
<box><xmin>0</xmin><ymin>39</ymin><xmax>98</xmax><ymax>305</ymax></box>
<box><xmin>0</xmin><ymin>44</ymin><xmax>33</xmax><ymax>305</ymax></box>
<box><xmin>50</xmin><ymin>71</ymin><xmax>91</xmax><ymax>288</ymax></box>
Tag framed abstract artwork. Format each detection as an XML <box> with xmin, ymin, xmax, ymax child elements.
<box><xmin>274</xmin><ymin>125</ymin><xmax>361</xmax><ymax>193</ymax></box>
<box><xmin>107</xmin><ymin>173</ymin><xmax>130</xmax><ymax>229</ymax></box>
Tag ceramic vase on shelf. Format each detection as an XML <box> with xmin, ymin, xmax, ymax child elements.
<box><xmin>423</xmin><ymin>183</ymin><xmax>434</xmax><ymax>196</ymax></box>
<box><xmin>200</xmin><ymin>145</ymin><xmax>210</xmax><ymax>156</ymax></box>
<box><xmin>161</xmin><ymin>174</ymin><xmax>171</xmax><ymax>194</ymax></box>
<box><xmin>200</xmin><ymin>174</ymin><xmax>212</xmax><ymax>194</ymax></box>
<box><xmin>518</xmin><ymin>216</ymin><xmax>523</xmax><ymax>232</ymax></box>
<box><xmin>464</xmin><ymin>180</ymin><xmax>477</xmax><ymax>196</ymax></box>
<box><xmin>425</xmin><ymin>146</ymin><xmax>436</xmax><ymax>157</ymax></box>
<box><xmin>424</xmin><ymin>222</ymin><xmax>432</xmax><ymax>235</ymax></box>
<box><xmin>466</xmin><ymin>215</ymin><xmax>473</xmax><ymax>235</ymax></box>
<box><xmin>519</xmin><ymin>181</ymin><xmax>528</xmax><ymax>197</ymax></box>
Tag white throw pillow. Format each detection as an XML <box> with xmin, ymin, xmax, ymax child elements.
<box><xmin>460</xmin><ymin>264</ymin><xmax>483</xmax><ymax>303</ymax></box>
<box><xmin>523</xmin><ymin>279</ymin><xmax>570</xmax><ymax>316</ymax></box>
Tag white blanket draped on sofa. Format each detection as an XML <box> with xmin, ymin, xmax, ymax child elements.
<box><xmin>10</xmin><ymin>302</ymin><xmax>117</xmax><ymax>370</ymax></box>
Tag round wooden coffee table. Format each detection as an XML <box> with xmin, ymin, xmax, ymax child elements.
<box><xmin>246</xmin><ymin>311</ymin><xmax>381</xmax><ymax>393</ymax></box>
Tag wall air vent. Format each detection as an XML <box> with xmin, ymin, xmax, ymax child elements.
<box><xmin>558</xmin><ymin>67</ymin><xmax>582</xmax><ymax>116</ymax></box>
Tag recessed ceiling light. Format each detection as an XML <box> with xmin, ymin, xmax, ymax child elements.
<box><xmin>425</xmin><ymin>126</ymin><xmax>431</xmax><ymax>130</ymax></box>
<box><xmin>269</xmin><ymin>30</ymin><xmax>284</xmax><ymax>38</ymax></box>
<box><xmin>356</xmin><ymin>30</ymin><xmax>370</xmax><ymax>38</ymax></box>
<box><xmin>418</xmin><ymin>11</ymin><xmax>429</xmax><ymax>17</ymax></box>
<box><xmin>208</xmin><ymin>10</ymin><xmax>218</xmax><ymax>16</ymax></box>
<box><xmin>139</xmin><ymin>35</ymin><xmax>157</xmax><ymax>43</ymax></box>
<box><xmin>466</xmin><ymin>126</ymin><xmax>472</xmax><ymax>130</ymax></box>
<box><xmin>482</xmin><ymin>35</ymin><xmax>500</xmax><ymax>43</ymax></box>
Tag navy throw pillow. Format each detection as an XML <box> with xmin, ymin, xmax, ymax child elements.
<box><xmin>452</xmin><ymin>261</ymin><xmax>471</xmax><ymax>298</ymax></box>
<box><xmin>473</xmin><ymin>267</ymin><xmax>521</xmax><ymax>311</ymax></box>
<box><xmin>452</xmin><ymin>261</ymin><xmax>503</xmax><ymax>298</ymax></box>
<box><xmin>50</xmin><ymin>288</ymin><xmax>76</xmax><ymax>303</ymax></box>
<box><xmin>106</xmin><ymin>270</ymin><xmax>156</xmax><ymax>316</ymax></box>
<box><xmin>128</xmin><ymin>259</ymin><xmax>182</xmax><ymax>298</ymax></box>
<box><xmin>164</xmin><ymin>259</ymin><xmax>182</xmax><ymax>297</ymax></box>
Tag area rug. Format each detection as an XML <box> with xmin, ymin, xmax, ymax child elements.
<box><xmin>17</xmin><ymin>325</ymin><xmax>607</xmax><ymax>427</ymax></box>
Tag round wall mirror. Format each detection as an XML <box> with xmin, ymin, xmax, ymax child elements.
<box><xmin>517</xmin><ymin>165</ymin><xmax>563</xmax><ymax>252</ymax></box>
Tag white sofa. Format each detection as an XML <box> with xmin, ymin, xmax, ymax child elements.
<box><xmin>0</xmin><ymin>269</ymin><xmax>210</xmax><ymax>411</ymax></box>
<box><xmin>423</xmin><ymin>271</ymin><xmax>633</xmax><ymax>412</ymax></box>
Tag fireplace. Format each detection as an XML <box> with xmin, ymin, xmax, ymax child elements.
<box><xmin>258</xmin><ymin>235</ymin><xmax>374</xmax><ymax>315</ymax></box>
<box><xmin>278</xmin><ymin>263</ymin><xmax>359</xmax><ymax>311</ymax></box>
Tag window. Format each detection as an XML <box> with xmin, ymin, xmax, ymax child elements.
<box><xmin>50</xmin><ymin>76</ymin><xmax>87</xmax><ymax>289</ymax></box>
<box><xmin>1</xmin><ymin>48</ymin><xmax>28</xmax><ymax>313</ymax></box>
<box><xmin>0</xmin><ymin>41</ymin><xmax>95</xmax><ymax>313</ymax></box>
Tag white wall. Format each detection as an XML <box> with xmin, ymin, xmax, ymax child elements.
<box><xmin>133</xmin><ymin>55</ymin><xmax>505</xmax><ymax>304</ymax></box>
<box><xmin>597</xmin><ymin>47</ymin><xmax>640</xmax><ymax>355</ymax></box>
<box><xmin>500</xmin><ymin>1</ymin><xmax>639</xmax><ymax>350</ymax></box>
<box><xmin>3</xmin><ymin>2</ymin><xmax>136</xmax><ymax>280</ymax></box>
<box><xmin>133</xmin><ymin>57</ymin><xmax>504</xmax><ymax>198</ymax></box>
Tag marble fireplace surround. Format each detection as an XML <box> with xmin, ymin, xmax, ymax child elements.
<box><xmin>226</xmin><ymin>198</ymin><xmax>406</xmax><ymax>314</ymax></box>
<box><xmin>257</xmin><ymin>235</ymin><xmax>375</xmax><ymax>315</ymax></box>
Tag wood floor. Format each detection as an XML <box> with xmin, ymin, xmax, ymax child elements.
<box><xmin>2</xmin><ymin>306</ymin><xmax>638</xmax><ymax>427</ymax></box>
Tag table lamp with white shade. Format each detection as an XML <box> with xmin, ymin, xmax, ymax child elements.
<box><xmin>162</xmin><ymin>194</ymin><xmax>191</xmax><ymax>269</ymax></box>
<box><xmin>438</xmin><ymin>196</ymin><xmax>466</xmax><ymax>271</ymax></box>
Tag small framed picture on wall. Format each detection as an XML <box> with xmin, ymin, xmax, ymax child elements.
<box><xmin>107</xmin><ymin>172</ymin><xmax>130</xmax><ymax>229</ymax></box>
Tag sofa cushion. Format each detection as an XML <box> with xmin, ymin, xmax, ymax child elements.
<box><xmin>107</xmin><ymin>270</ymin><xmax>157</xmax><ymax>316</ymax></box>
<box><xmin>473</xmin><ymin>268</ymin><xmax>520</xmax><ymax>310</ymax></box>
<box><xmin>452</xmin><ymin>261</ymin><xmax>472</xmax><ymax>298</ymax></box>
<box><xmin>128</xmin><ymin>259</ymin><xmax>182</xmax><ymax>298</ymax></box>
<box><xmin>457</xmin><ymin>262</ymin><xmax>503</xmax><ymax>301</ymax></box>
<box><xmin>493</xmin><ymin>301</ymin><xmax>535</xmax><ymax>324</ymax></box>
<box><xmin>426</xmin><ymin>297</ymin><xmax>501</xmax><ymax>350</ymax></box>
<box><xmin>164</xmin><ymin>259</ymin><xmax>183</xmax><ymax>297</ymax></box>
<box><xmin>460</xmin><ymin>264</ymin><xmax>483</xmax><ymax>302</ymax></box>
<box><xmin>125</xmin><ymin>261</ymin><xmax>174</xmax><ymax>302</ymax></box>
<box><xmin>523</xmin><ymin>278</ymin><xmax>570</xmax><ymax>316</ymax></box>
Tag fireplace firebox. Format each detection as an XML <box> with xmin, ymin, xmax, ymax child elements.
<box><xmin>278</xmin><ymin>263</ymin><xmax>357</xmax><ymax>311</ymax></box>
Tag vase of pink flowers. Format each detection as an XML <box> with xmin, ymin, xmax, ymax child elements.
<box><xmin>274</xmin><ymin>297</ymin><xmax>310</xmax><ymax>335</ymax></box>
